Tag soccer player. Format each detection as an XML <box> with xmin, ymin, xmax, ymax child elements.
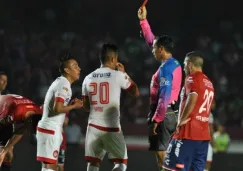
<box><xmin>57</xmin><ymin>113</ymin><xmax>69</xmax><ymax>171</ymax></box>
<box><xmin>205</xmin><ymin>112</ymin><xmax>214</xmax><ymax>171</ymax></box>
<box><xmin>82</xmin><ymin>43</ymin><xmax>139</xmax><ymax>171</ymax></box>
<box><xmin>0</xmin><ymin>94</ymin><xmax>43</xmax><ymax>171</ymax></box>
<box><xmin>138</xmin><ymin>6</ymin><xmax>182</xmax><ymax>170</ymax></box>
<box><xmin>0</xmin><ymin>72</ymin><xmax>8</xmax><ymax>95</ymax></box>
<box><xmin>36</xmin><ymin>54</ymin><xmax>83</xmax><ymax>171</ymax></box>
<box><xmin>163</xmin><ymin>51</ymin><xmax>215</xmax><ymax>171</ymax></box>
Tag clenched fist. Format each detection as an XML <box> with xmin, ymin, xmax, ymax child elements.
<box><xmin>138</xmin><ymin>6</ymin><xmax>147</xmax><ymax>20</ymax></box>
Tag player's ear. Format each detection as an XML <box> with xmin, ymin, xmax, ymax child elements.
<box><xmin>64</xmin><ymin>68</ymin><xmax>69</xmax><ymax>74</ymax></box>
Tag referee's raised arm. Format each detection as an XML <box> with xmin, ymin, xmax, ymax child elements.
<box><xmin>138</xmin><ymin>6</ymin><xmax>155</xmax><ymax>48</ymax></box>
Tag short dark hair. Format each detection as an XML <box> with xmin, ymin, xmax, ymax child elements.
<box><xmin>99</xmin><ymin>43</ymin><xmax>118</xmax><ymax>64</ymax></box>
<box><xmin>155</xmin><ymin>35</ymin><xmax>174</xmax><ymax>54</ymax></box>
<box><xmin>59</xmin><ymin>53</ymin><xmax>76</xmax><ymax>75</ymax></box>
<box><xmin>186</xmin><ymin>51</ymin><xmax>204</xmax><ymax>68</ymax></box>
<box><xmin>0</xmin><ymin>71</ymin><xmax>7</xmax><ymax>77</ymax></box>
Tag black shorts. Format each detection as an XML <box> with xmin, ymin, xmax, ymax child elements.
<box><xmin>58</xmin><ymin>149</ymin><xmax>66</xmax><ymax>164</ymax></box>
<box><xmin>0</xmin><ymin>124</ymin><xmax>13</xmax><ymax>147</ymax></box>
<box><xmin>148</xmin><ymin>107</ymin><xmax>178</xmax><ymax>151</ymax></box>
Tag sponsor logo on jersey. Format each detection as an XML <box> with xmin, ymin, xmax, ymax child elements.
<box><xmin>160</xmin><ymin>77</ymin><xmax>170</xmax><ymax>86</ymax></box>
<box><xmin>92</xmin><ymin>72</ymin><xmax>111</xmax><ymax>78</ymax></box>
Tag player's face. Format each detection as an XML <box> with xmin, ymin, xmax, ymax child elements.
<box><xmin>183</xmin><ymin>57</ymin><xmax>192</xmax><ymax>75</ymax></box>
<box><xmin>152</xmin><ymin>40</ymin><xmax>162</xmax><ymax>61</ymax></box>
<box><xmin>0</xmin><ymin>75</ymin><xmax>7</xmax><ymax>91</ymax></box>
<box><xmin>66</xmin><ymin>59</ymin><xmax>81</xmax><ymax>81</ymax></box>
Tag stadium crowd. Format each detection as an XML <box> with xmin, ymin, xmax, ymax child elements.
<box><xmin>2</xmin><ymin>0</ymin><xmax>243</xmax><ymax>139</ymax></box>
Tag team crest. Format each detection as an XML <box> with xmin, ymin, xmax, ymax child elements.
<box><xmin>53</xmin><ymin>150</ymin><xmax>58</xmax><ymax>158</ymax></box>
<box><xmin>62</xmin><ymin>87</ymin><xmax>68</xmax><ymax>91</ymax></box>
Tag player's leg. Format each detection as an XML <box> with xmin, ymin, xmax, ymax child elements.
<box><xmin>191</xmin><ymin>141</ymin><xmax>209</xmax><ymax>171</ymax></box>
<box><xmin>36</xmin><ymin>127</ymin><xmax>62</xmax><ymax>171</ymax></box>
<box><xmin>163</xmin><ymin>139</ymin><xmax>197</xmax><ymax>171</ymax></box>
<box><xmin>204</xmin><ymin>143</ymin><xmax>213</xmax><ymax>171</ymax></box>
<box><xmin>56</xmin><ymin>149</ymin><xmax>65</xmax><ymax>171</ymax></box>
<box><xmin>105</xmin><ymin>131</ymin><xmax>128</xmax><ymax>171</ymax></box>
<box><xmin>149</xmin><ymin>113</ymin><xmax>177</xmax><ymax>170</ymax></box>
<box><xmin>85</xmin><ymin>126</ymin><xmax>105</xmax><ymax>171</ymax></box>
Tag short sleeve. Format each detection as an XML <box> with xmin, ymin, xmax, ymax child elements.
<box><xmin>54</xmin><ymin>80</ymin><xmax>70</xmax><ymax>103</ymax></box>
<box><xmin>116</xmin><ymin>71</ymin><xmax>132</xmax><ymax>90</ymax></box>
<box><xmin>82</xmin><ymin>77</ymin><xmax>88</xmax><ymax>96</ymax></box>
<box><xmin>185</xmin><ymin>76</ymin><xmax>199</xmax><ymax>95</ymax></box>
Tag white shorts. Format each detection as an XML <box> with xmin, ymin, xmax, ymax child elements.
<box><xmin>36</xmin><ymin>127</ymin><xmax>63</xmax><ymax>164</ymax></box>
<box><xmin>207</xmin><ymin>143</ymin><xmax>213</xmax><ymax>163</ymax></box>
<box><xmin>85</xmin><ymin>125</ymin><xmax>128</xmax><ymax>163</ymax></box>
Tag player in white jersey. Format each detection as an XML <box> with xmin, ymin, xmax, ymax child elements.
<box><xmin>205</xmin><ymin>112</ymin><xmax>214</xmax><ymax>171</ymax></box>
<box><xmin>82</xmin><ymin>43</ymin><xmax>139</xmax><ymax>171</ymax></box>
<box><xmin>36</xmin><ymin>54</ymin><xmax>83</xmax><ymax>171</ymax></box>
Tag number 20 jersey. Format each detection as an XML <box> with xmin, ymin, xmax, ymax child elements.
<box><xmin>174</xmin><ymin>71</ymin><xmax>214</xmax><ymax>140</ymax></box>
<box><xmin>82</xmin><ymin>67</ymin><xmax>132</xmax><ymax>128</ymax></box>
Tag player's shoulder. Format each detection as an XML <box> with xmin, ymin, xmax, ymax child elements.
<box><xmin>52</xmin><ymin>76</ymin><xmax>71</xmax><ymax>89</ymax></box>
<box><xmin>161</xmin><ymin>57</ymin><xmax>181</xmax><ymax>72</ymax></box>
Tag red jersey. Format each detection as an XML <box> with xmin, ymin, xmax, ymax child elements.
<box><xmin>0</xmin><ymin>94</ymin><xmax>42</xmax><ymax>123</ymax></box>
<box><xmin>60</xmin><ymin>112</ymin><xmax>69</xmax><ymax>150</ymax></box>
<box><xmin>174</xmin><ymin>72</ymin><xmax>214</xmax><ymax>140</ymax></box>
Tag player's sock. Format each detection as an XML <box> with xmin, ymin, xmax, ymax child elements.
<box><xmin>0</xmin><ymin>162</ymin><xmax>12</xmax><ymax>171</ymax></box>
<box><xmin>41</xmin><ymin>168</ymin><xmax>55</xmax><ymax>171</ymax></box>
<box><xmin>87</xmin><ymin>165</ymin><xmax>99</xmax><ymax>171</ymax></box>
<box><xmin>204</xmin><ymin>170</ymin><xmax>209</xmax><ymax>171</ymax></box>
<box><xmin>112</xmin><ymin>163</ymin><xmax>127</xmax><ymax>171</ymax></box>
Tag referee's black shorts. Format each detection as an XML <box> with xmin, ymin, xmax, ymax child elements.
<box><xmin>148</xmin><ymin>106</ymin><xmax>178</xmax><ymax>151</ymax></box>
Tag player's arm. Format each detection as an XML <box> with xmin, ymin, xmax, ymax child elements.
<box><xmin>178</xmin><ymin>77</ymin><xmax>199</xmax><ymax>125</ymax></box>
<box><xmin>82</xmin><ymin>96</ymin><xmax>90</xmax><ymax>112</ymax></box>
<box><xmin>81</xmin><ymin>77</ymin><xmax>90</xmax><ymax>112</ymax></box>
<box><xmin>152</xmin><ymin>66</ymin><xmax>173</xmax><ymax>123</ymax></box>
<box><xmin>117</xmin><ymin>63</ymin><xmax>139</xmax><ymax>97</ymax></box>
<box><xmin>52</xmin><ymin>83</ymin><xmax>83</xmax><ymax>115</ymax></box>
<box><xmin>138</xmin><ymin>6</ymin><xmax>155</xmax><ymax>48</ymax></box>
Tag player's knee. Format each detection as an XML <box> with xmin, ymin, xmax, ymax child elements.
<box><xmin>4</xmin><ymin>150</ymin><xmax>14</xmax><ymax>162</ymax></box>
<box><xmin>112</xmin><ymin>163</ymin><xmax>127</xmax><ymax>171</ymax></box>
<box><xmin>89</xmin><ymin>161</ymin><xmax>100</xmax><ymax>167</ymax></box>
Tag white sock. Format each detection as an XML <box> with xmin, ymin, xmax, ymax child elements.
<box><xmin>204</xmin><ymin>170</ymin><xmax>209</xmax><ymax>171</ymax></box>
<box><xmin>112</xmin><ymin>163</ymin><xmax>127</xmax><ymax>171</ymax></box>
<box><xmin>41</xmin><ymin>168</ymin><xmax>55</xmax><ymax>171</ymax></box>
<box><xmin>87</xmin><ymin>164</ymin><xmax>99</xmax><ymax>171</ymax></box>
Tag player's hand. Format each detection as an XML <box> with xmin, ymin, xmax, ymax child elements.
<box><xmin>116</xmin><ymin>63</ymin><xmax>126</xmax><ymax>73</ymax></box>
<box><xmin>177</xmin><ymin>118</ymin><xmax>191</xmax><ymax>127</ymax></box>
<box><xmin>152</xmin><ymin>122</ymin><xmax>158</xmax><ymax>135</ymax></box>
<box><xmin>175</xmin><ymin>118</ymin><xmax>191</xmax><ymax>134</ymax></box>
<box><xmin>0</xmin><ymin>150</ymin><xmax>7</xmax><ymax>167</ymax></box>
<box><xmin>72</xmin><ymin>99</ymin><xmax>83</xmax><ymax>109</ymax></box>
<box><xmin>138</xmin><ymin>6</ymin><xmax>147</xmax><ymax>20</ymax></box>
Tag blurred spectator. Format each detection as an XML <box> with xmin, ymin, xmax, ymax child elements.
<box><xmin>213</xmin><ymin>124</ymin><xmax>231</xmax><ymax>153</ymax></box>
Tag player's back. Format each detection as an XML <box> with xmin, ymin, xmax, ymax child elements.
<box><xmin>0</xmin><ymin>94</ymin><xmax>34</xmax><ymax>119</ymax></box>
<box><xmin>38</xmin><ymin>76</ymin><xmax>72</xmax><ymax>130</ymax></box>
<box><xmin>175</xmin><ymin>72</ymin><xmax>214</xmax><ymax>140</ymax></box>
<box><xmin>83</xmin><ymin>68</ymin><xmax>130</xmax><ymax>128</ymax></box>
<box><xmin>190</xmin><ymin>72</ymin><xmax>214</xmax><ymax>119</ymax></box>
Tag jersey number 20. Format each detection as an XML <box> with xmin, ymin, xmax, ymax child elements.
<box><xmin>89</xmin><ymin>82</ymin><xmax>109</xmax><ymax>105</ymax></box>
<box><xmin>199</xmin><ymin>89</ymin><xmax>214</xmax><ymax>113</ymax></box>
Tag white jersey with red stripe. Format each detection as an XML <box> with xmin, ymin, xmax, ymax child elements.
<box><xmin>209</xmin><ymin>112</ymin><xmax>214</xmax><ymax>125</ymax></box>
<box><xmin>82</xmin><ymin>67</ymin><xmax>132</xmax><ymax>128</ymax></box>
<box><xmin>38</xmin><ymin>76</ymin><xmax>72</xmax><ymax>130</ymax></box>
